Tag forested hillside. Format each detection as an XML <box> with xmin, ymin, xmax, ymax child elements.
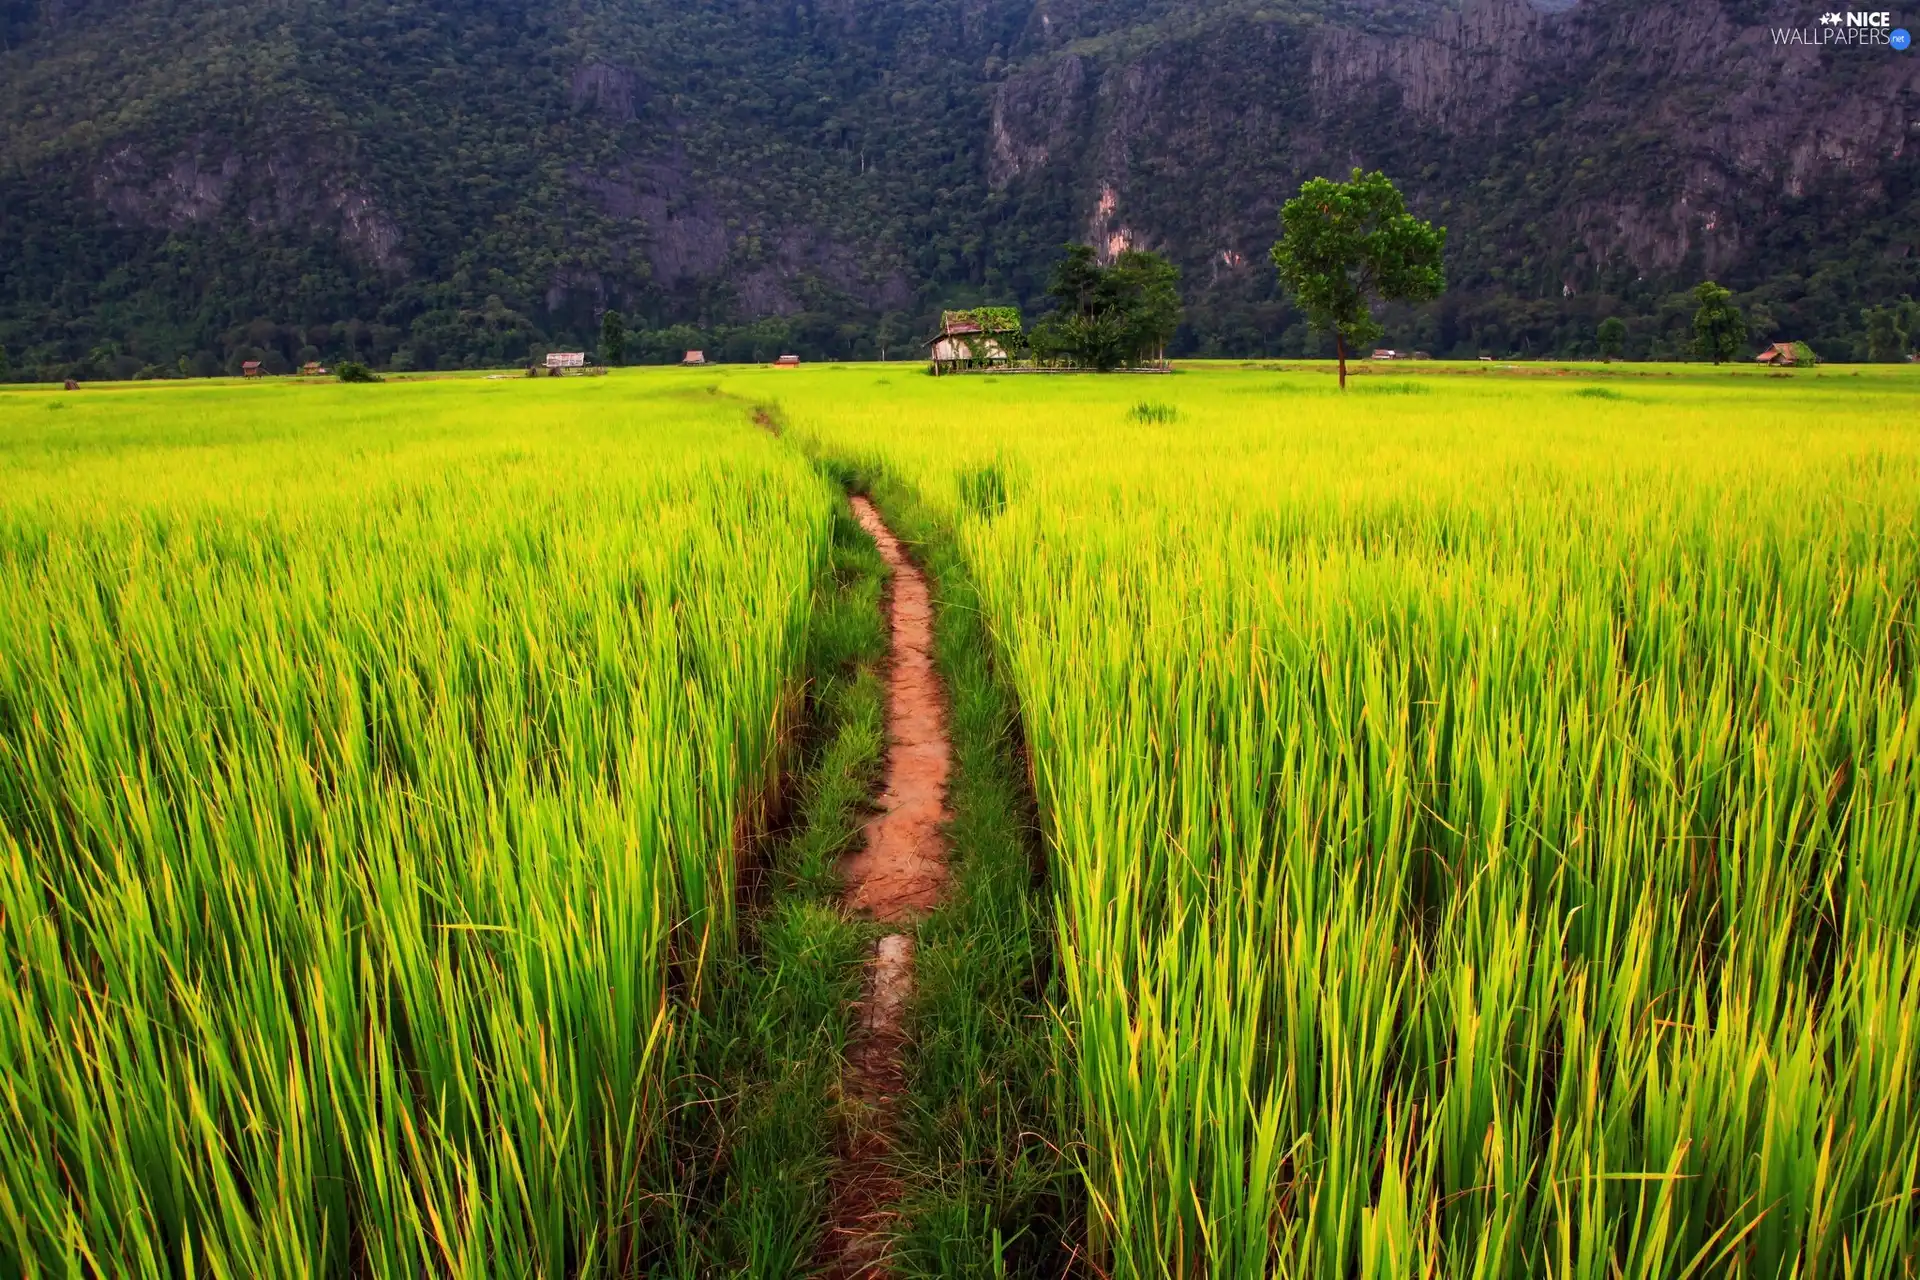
<box><xmin>2</xmin><ymin>0</ymin><xmax>1916</xmax><ymax>375</ymax></box>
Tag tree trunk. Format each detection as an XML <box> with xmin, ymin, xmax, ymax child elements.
<box><xmin>1336</xmin><ymin>332</ymin><xmax>1348</xmax><ymax>390</ymax></box>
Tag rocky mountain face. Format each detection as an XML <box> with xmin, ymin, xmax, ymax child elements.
<box><xmin>1</xmin><ymin>0</ymin><xmax>1915</xmax><ymax>373</ymax></box>
<box><xmin>993</xmin><ymin>0</ymin><xmax>1920</xmax><ymax>354</ymax></box>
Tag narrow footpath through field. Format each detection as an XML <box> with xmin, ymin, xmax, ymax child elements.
<box><xmin>819</xmin><ymin>496</ymin><xmax>953</xmax><ymax>1277</ymax></box>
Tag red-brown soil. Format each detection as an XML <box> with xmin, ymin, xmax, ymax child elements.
<box><xmin>818</xmin><ymin>497</ymin><xmax>953</xmax><ymax>1278</ymax></box>
<box><xmin>839</xmin><ymin>496</ymin><xmax>952</xmax><ymax>921</ymax></box>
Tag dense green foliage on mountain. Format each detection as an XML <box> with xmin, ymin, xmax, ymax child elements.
<box><xmin>1</xmin><ymin>0</ymin><xmax>1917</xmax><ymax>376</ymax></box>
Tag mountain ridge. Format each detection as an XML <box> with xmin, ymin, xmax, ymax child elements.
<box><xmin>2</xmin><ymin>0</ymin><xmax>1916</xmax><ymax>374</ymax></box>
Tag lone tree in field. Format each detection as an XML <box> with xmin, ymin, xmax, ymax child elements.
<box><xmin>1689</xmin><ymin>282</ymin><xmax>1746</xmax><ymax>364</ymax></box>
<box><xmin>600</xmin><ymin>309</ymin><xmax>627</xmax><ymax>367</ymax></box>
<box><xmin>1597</xmin><ymin>316</ymin><xmax>1626</xmax><ymax>362</ymax></box>
<box><xmin>1270</xmin><ymin>169</ymin><xmax>1445</xmax><ymax>389</ymax></box>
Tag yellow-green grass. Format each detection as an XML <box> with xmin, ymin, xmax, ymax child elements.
<box><xmin>739</xmin><ymin>362</ymin><xmax>1920</xmax><ymax>1276</ymax></box>
<box><xmin>7</xmin><ymin>361</ymin><xmax>1918</xmax><ymax>1275</ymax></box>
<box><xmin>1178</xmin><ymin>357</ymin><xmax>1920</xmax><ymax>383</ymax></box>
<box><xmin>0</xmin><ymin>378</ymin><xmax>833</xmax><ymax>1274</ymax></box>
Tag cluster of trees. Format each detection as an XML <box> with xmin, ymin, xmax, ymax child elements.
<box><xmin>1686</xmin><ymin>282</ymin><xmax>1748</xmax><ymax>364</ymax></box>
<box><xmin>1258</xmin><ymin>172</ymin><xmax>1917</xmax><ymax>374</ymax></box>
<box><xmin>0</xmin><ymin>307</ymin><xmax>929</xmax><ymax>381</ymax></box>
<box><xmin>1255</xmin><ymin>171</ymin><xmax>1918</xmax><ymax>376</ymax></box>
<box><xmin>577</xmin><ymin>248</ymin><xmax>1184</xmax><ymax>374</ymax></box>
<box><xmin>1027</xmin><ymin>246</ymin><xmax>1183</xmax><ymax>370</ymax></box>
<box><xmin>1862</xmin><ymin>299</ymin><xmax>1920</xmax><ymax>362</ymax></box>
<box><xmin>1587</xmin><ymin>284</ymin><xmax>1918</xmax><ymax>365</ymax></box>
<box><xmin>7</xmin><ymin>192</ymin><xmax>1910</xmax><ymax>384</ymax></box>
<box><xmin>1205</xmin><ymin>287</ymin><xmax>1919</xmax><ymax>366</ymax></box>
<box><xmin>0</xmin><ymin>317</ymin><xmax>414</xmax><ymax>383</ymax></box>
<box><xmin>14</xmin><ymin>218</ymin><xmax>1908</xmax><ymax>384</ymax></box>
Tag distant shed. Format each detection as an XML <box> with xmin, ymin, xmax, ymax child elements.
<box><xmin>241</xmin><ymin>361</ymin><xmax>264</xmax><ymax>377</ymax></box>
<box><xmin>1755</xmin><ymin>341</ymin><xmax>1799</xmax><ymax>366</ymax></box>
<box><xmin>682</xmin><ymin>350</ymin><xmax>707</xmax><ymax>365</ymax></box>
<box><xmin>927</xmin><ymin>308</ymin><xmax>1019</xmax><ymax>374</ymax></box>
<box><xmin>773</xmin><ymin>354</ymin><xmax>800</xmax><ymax>367</ymax></box>
<box><xmin>930</xmin><ymin>335</ymin><xmax>1007</xmax><ymax>364</ymax></box>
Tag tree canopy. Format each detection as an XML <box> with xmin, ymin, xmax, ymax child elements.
<box><xmin>600</xmin><ymin>310</ymin><xmax>628</xmax><ymax>367</ymax></box>
<box><xmin>1030</xmin><ymin>246</ymin><xmax>1182</xmax><ymax>371</ymax></box>
<box><xmin>1270</xmin><ymin>169</ymin><xmax>1445</xmax><ymax>388</ymax></box>
<box><xmin>1690</xmin><ymin>282</ymin><xmax>1747</xmax><ymax>364</ymax></box>
<box><xmin>1596</xmin><ymin>316</ymin><xmax>1626</xmax><ymax>362</ymax></box>
<box><xmin>1862</xmin><ymin>298</ymin><xmax>1917</xmax><ymax>362</ymax></box>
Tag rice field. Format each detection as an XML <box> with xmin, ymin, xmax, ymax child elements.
<box><xmin>761</xmin><ymin>363</ymin><xmax>1920</xmax><ymax>1276</ymax></box>
<box><xmin>0</xmin><ymin>379</ymin><xmax>833</xmax><ymax>1274</ymax></box>
<box><xmin>3</xmin><ymin>362</ymin><xmax>1918</xmax><ymax>1276</ymax></box>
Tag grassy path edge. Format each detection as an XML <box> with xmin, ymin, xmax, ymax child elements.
<box><xmin>816</xmin><ymin>458</ymin><xmax>1082</xmax><ymax>1277</ymax></box>
<box><xmin>656</xmin><ymin>495</ymin><xmax>889</xmax><ymax>1271</ymax></box>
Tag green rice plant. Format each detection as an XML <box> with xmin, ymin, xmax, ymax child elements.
<box><xmin>846</xmin><ymin>471</ymin><xmax>1079</xmax><ymax>1276</ymax></box>
<box><xmin>958</xmin><ymin>463</ymin><xmax>1012</xmax><ymax>519</ymax></box>
<box><xmin>751</xmin><ymin>360</ymin><xmax>1920</xmax><ymax>1276</ymax></box>
<box><xmin>0</xmin><ymin>378</ymin><xmax>834</xmax><ymax>1275</ymax></box>
<box><xmin>7</xmin><ymin>359</ymin><xmax>1919</xmax><ymax>1275</ymax></box>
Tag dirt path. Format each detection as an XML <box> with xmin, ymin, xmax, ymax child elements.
<box><xmin>819</xmin><ymin>496</ymin><xmax>953</xmax><ymax>1277</ymax></box>
<box><xmin>840</xmin><ymin>498</ymin><xmax>951</xmax><ymax>920</ymax></box>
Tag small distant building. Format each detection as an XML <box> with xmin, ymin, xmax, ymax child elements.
<box><xmin>682</xmin><ymin>350</ymin><xmax>707</xmax><ymax>365</ymax></box>
<box><xmin>773</xmin><ymin>354</ymin><xmax>801</xmax><ymax>367</ymax></box>
<box><xmin>927</xmin><ymin>309</ymin><xmax>1018</xmax><ymax>374</ymax></box>
<box><xmin>1370</xmin><ymin>349</ymin><xmax>1399</xmax><ymax>360</ymax></box>
<box><xmin>545</xmin><ymin>352</ymin><xmax>586</xmax><ymax>369</ymax></box>
<box><xmin>301</xmin><ymin>362</ymin><xmax>327</xmax><ymax>376</ymax></box>
<box><xmin>1755</xmin><ymin>341</ymin><xmax>1800</xmax><ymax>366</ymax></box>
<box><xmin>929</xmin><ymin>336</ymin><xmax>975</xmax><ymax>364</ymax></box>
<box><xmin>241</xmin><ymin>361</ymin><xmax>264</xmax><ymax>377</ymax></box>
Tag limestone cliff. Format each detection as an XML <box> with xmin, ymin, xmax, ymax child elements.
<box><xmin>990</xmin><ymin>0</ymin><xmax>1920</xmax><ymax>349</ymax></box>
